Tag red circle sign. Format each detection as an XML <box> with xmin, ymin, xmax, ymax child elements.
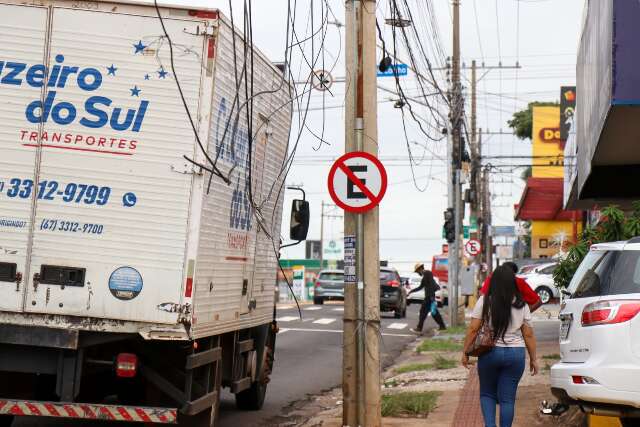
<box><xmin>327</xmin><ymin>151</ymin><xmax>387</xmax><ymax>213</ymax></box>
<box><xmin>465</xmin><ymin>239</ymin><xmax>482</xmax><ymax>257</ymax></box>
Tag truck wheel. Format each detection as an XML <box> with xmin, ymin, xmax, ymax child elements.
<box><xmin>236</xmin><ymin>325</ymin><xmax>275</xmax><ymax>411</ymax></box>
<box><xmin>235</xmin><ymin>380</ymin><xmax>267</xmax><ymax>410</ymax></box>
<box><xmin>313</xmin><ymin>297</ymin><xmax>324</xmax><ymax>305</ymax></box>
<box><xmin>0</xmin><ymin>415</ymin><xmax>13</xmax><ymax>427</ymax></box>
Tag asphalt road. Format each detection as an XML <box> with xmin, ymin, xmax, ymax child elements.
<box><xmin>218</xmin><ymin>301</ymin><xmax>428</xmax><ymax>427</ymax></box>
<box><xmin>12</xmin><ymin>302</ymin><xmax>560</xmax><ymax>427</ymax></box>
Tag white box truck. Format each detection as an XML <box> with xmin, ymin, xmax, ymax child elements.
<box><xmin>0</xmin><ymin>1</ymin><xmax>308</xmax><ymax>425</ymax></box>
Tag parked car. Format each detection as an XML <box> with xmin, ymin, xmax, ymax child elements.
<box><xmin>518</xmin><ymin>262</ymin><xmax>559</xmax><ymax>304</ymax></box>
<box><xmin>436</xmin><ymin>280</ymin><xmax>449</xmax><ymax>308</ymax></box>
<box><xmin>380</xmin><ymin>267</ymin><xmax>407</xmax><ymax>318</ymax></box>
<box><xmin>406</xmin><ymin>274</ymin><xmax>448</xmax><ymax>307</ymax></box>
<box><xmin>406</xmin><ymin>273</ymin><xmax>424</xmax><ymax>305</ymax></box>
<box><xmin>313</xmin><ymin>270</ymin><xmax>345</xmax><ymax>304</ymax></box>
<box><xmin>519</xmin><ymin>264</ymin><xmax>540</xmax><ymax>274</ymax></box>
<box><xmin>551</xmin><ymin>240</ymin><xmax>640</xmax><ymax>426</ymax></box>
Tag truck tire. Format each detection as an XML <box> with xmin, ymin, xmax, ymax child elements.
<box><xmin>235</xmin><ymin>380</ymin><xmax>267</xmax><ymax>410</ymax></box>
<box><xmin>236</xmin><ymin>324</ymin><xmax>275</xmax><ymax>411</ymax></box>
<box><xmin>0</xmin><ymin>415</ymin><xmax>13</xmax><ymax>427</ymax></box>
<box><xmin>313</xmin><ymin>297</ymin><xmax>324</xmax><ymax>305</ymax></box>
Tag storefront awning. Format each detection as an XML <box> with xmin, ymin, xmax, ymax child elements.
<box><xmin>515</xmin><ymin>178</ymin><xmax>578</xmax><ymax>221</ymax></box>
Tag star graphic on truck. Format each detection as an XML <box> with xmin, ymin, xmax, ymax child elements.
<box><xmin>157</xmin><ymin>67</ymin><xmax>169</xmax><ymax>79</ymax></box>
<box><xmin>130</xmin><ymin>86</ymin><xmax>141</xmax><ymax>97</ymax></box>
<box><xmin>107</xmin><ymin>64</ymin><xmax>117</xmax><ymax>76</ymax></box>
<box><xmin>133</xmin><ymin>40</ymin><xmax>147</xmax><ymax>54</ymax></box>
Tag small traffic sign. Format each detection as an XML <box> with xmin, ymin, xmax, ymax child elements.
<box><xmin>465</xmin><ymin>239</ymin><xmax>482</xmax><ymax>257</ymax></box>
<box><xmin>328</xmin><ymin>152</ymin><xmax>387</xmax><ymax>214</ymax></box>
<box><xmin>377</xmin><ymin>63</ymin><xmax>408</xmax><ymax>78</ymax></box>
<box><xmin>312</xmin><ymin>69</ymin><xmax>333</xmax><ymax>91</ymax></box>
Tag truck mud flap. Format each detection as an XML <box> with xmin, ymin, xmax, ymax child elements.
<box><xmin>0</xmin><ymin>400</ymin><xmax>177</xmax><ymax>423</ymax></box>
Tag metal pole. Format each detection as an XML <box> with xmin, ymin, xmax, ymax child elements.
<box><xmin>355</xmin><ymin>117</ymin><xmax>365</xmax><ymax>426</ymax></box>
<box><xmin>448</xmin><ymin>0</ymin><xmax>462</xmax><ymax>327</ymax></box>
<box><xmin>320</xmin><ymin>201</ymin><xmax>325</xmax><ymax>268</ymax></box>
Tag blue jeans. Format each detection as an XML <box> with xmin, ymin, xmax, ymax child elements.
<box><xmin>477</xmin><ymin>346</ymin><xmax>526</xmax><ymax>427</ymax></box>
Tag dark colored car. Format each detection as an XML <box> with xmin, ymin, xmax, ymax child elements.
<box><xmin>380</xmin><ymin>267</ymin><xmax>407</xmax><ymax>318</ymax></box>
<box><xmin>313</xmin><ymin>270</ymin><xmax>344</xmax><ymax>304</ymax></box>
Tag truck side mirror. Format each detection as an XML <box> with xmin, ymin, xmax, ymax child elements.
<box><xmin>289</xmin><ymin>200</ymin><xmax>310</xmax><ymax>241</ymax></box>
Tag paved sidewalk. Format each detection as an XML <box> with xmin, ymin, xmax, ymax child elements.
<box><xmin>452</xmin><ymin>366</ymin><xmax>483</xmax><ymax>427</ymax></box>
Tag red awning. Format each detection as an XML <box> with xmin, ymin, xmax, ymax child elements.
<box><xmin>515</xmin><ymin>178</ymin><xmax>578</xmax><ymax>221</ymax></box>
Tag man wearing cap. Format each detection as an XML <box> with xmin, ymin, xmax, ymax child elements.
<box><xmin>408</xmin><ymin>263</ymin><xmax>447</xmax><ymax>333</ymax></box>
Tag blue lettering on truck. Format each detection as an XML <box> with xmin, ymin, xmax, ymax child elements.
<box><xmin>214</xmin><ymin>98</ymin><xmax>253</xmax><ymax>233</ymax></box>
<box><xmin>0</xmin><ymin>55</ymin><xmax>149</xmax><ymax>132</ymax></box>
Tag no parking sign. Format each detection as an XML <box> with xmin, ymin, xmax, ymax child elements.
<box><xmin>327</xmin><ymin>152</ymin><xmax>387</xmax><ymax>214</ymax></box>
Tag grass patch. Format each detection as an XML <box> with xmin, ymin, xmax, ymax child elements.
<box><xmin>395</xmin><ymin>356</ymin><xmax>458</xmax><ymax>374</ymax></box>
<box><xmin>433</xmin><ymin>355</ymin><xmax>457</xmax><ymax>370</ymax></box>
<box><xmin>381</xmin><ymin>391</ymin><xmax>441</xmax><ymax>417</ymax></box>
<box><xmin>395</xmin><ymin>363</ymin><xmax>432</xmax><ymax>374</ymax></box>
<box><xmin>440</xmin><ymin>324</ymin><xmax>467</xmax><ymax>336</ymax></box>
<box><xmin>542</xmin><ymin>354</ymin><xmax>561</xmax><ymax>360</ymax></box>
<box><xmin>416</xmin><ymin>339</ymin><xmax>463</xmax><ymax>353</ymax></box>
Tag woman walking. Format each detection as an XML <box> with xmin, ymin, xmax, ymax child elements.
<box><xmin>461</xmin><ymin>265</ymin><xmax>539</xmax><ymax>427</ymax></box>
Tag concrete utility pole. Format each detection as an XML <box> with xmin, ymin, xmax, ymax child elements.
<box><xmin>343</xmin><ymin>1</ymin><xmax>381</xmax><ymax>426</ymax></box>
<box><xmin>448</xmin><ymin>0</ymin><xmax>462</xmax><ymax>328</ymax></box>
<box><xmin>482</xmin><ymin>165</ymin><xmax>493</xmax><ymax>274</ymax></box>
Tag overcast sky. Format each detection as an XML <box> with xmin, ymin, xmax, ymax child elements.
<box><xmin>173</xmin><ymin>0</ymin><xmax>585</xmax><ymax>273</ymax></box>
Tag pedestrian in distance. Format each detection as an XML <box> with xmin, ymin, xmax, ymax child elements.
<box><xmin>461</xmin><ymin>265</ymin><xmax>539</xmax><ymax>427</ymax></box>
<box><xmin>408</xmin><ymin>263</ymin><xmax>447</xmax><ymax>334</ymax></box>
<box><xmin>479</xmin><ymin>261</ymin><xmax>542</xmax><ymax>313</ymax></box>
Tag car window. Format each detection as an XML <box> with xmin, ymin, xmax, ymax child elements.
<box><xmin>569</xmin><ymin>250</ymin><xmax>640</xmax><ymax>298</ymax></box>
<box><xmin>319</xmin><ymin>272</ymin><xmax>343</xmax><ymax>281</ymax></box>
<box><xmin>540</xmin><ymin>264</ymin><xmax>557</xmax><ymax>275</ymax></box>
<box><xmin>568</xmin><ymin>251</ymin><xmax>608</xmax><ymax>298</ymax></box>
<box><xmin>380</xmin><ymin>270</ymin><xmax>398</xmax><ymax>283</ymax></box>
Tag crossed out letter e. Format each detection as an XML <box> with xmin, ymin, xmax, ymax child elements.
<box><xmin>347</xmin><ymin>165</ymin><xmax>367</xmax><ymax>199</ymax></box>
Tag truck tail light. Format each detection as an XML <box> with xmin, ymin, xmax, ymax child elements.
<box><xmin>386</xmin><ymin>280</ymin><xmax>400</xmax><ymax>287</ymax></box>
<box><xmin>116</xmin><ymin>353</ymin><xmax>138</xmax><ymax>378</ymax></box>
<box><xmin>581</xmin><ymin>300</ymin><xmax>640</xmax><ymax>327</ymax></box>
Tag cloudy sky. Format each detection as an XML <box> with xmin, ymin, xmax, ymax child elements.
<box><xmin>172</xmin><ymin>0</ymin><xmax>585</xmax><ymax>273</ymax></box>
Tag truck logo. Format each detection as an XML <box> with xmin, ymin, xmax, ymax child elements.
<box><xmin>1</xmin><ymin>55</ymin><xmax>149</xmax><ymax>133</ymax></box>
<box><xmin>214</xmin><ymin>98</ymin><xmax>253</xmax><ymax>233</ymax></box>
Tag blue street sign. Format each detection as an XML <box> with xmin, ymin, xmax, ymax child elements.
<box><xmin>377</xmin><ymin>63</ymin><xmax>408</xmax><ymax>78</ymax></box>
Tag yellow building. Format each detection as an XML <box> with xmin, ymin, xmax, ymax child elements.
<box><xmin>515</xmin><ymin>106</ymin><xmax>581</xmax><ymax>259</ymax></box>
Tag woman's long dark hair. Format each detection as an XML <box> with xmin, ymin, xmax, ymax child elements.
<box><xmin>482</xmin><ymin>265</ymin><xmax>526</xmax><ymax>342</ymax></box>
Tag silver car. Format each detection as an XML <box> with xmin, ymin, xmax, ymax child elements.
<box><xmin>313</xmin><ymin>270</ymin><xmax>344</xmax><ymax>304</ymax></box>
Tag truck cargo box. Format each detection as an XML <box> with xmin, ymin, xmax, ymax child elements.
<box><xmin>0</xmin><ymin>0</ymin><xmax>291</xmax><ymax>340</ymax></box>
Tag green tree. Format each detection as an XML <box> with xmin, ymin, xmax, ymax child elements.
<box><xmin>553</xmin><ymin>205</ymin><xmax>640</xmax><ymax>289</ymax></box>
<box><xmin>507</xmin><ymin>102</ymin><xmax>560</xmax><ymax>140</ymax></box>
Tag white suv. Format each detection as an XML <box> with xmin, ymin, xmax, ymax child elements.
<box><xmin>551</xmin><ymin>241</ymin><xmax>640</xmax><ymax>425</ymax></box>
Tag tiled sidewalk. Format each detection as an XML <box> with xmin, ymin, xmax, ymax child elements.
<box><xmin>452</xmin><ymin>366</ymin><xmax>483</xmax><ymax>427</ymax></box>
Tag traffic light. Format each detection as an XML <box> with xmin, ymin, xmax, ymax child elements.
<box><xmin>444</xmin><ymin>208</ymin><xmax>455</xmax><ymax>244</ymax></box>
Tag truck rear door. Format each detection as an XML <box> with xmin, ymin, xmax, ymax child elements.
<box><xmin>13</xmin><ymin>6</ymin><xmax>209</xmax><ymax>324</ymax></box>
<box><xmin>0</xmin><ymin>4</ymin><xmax>50</xmax><ymax>313</ymax></box>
